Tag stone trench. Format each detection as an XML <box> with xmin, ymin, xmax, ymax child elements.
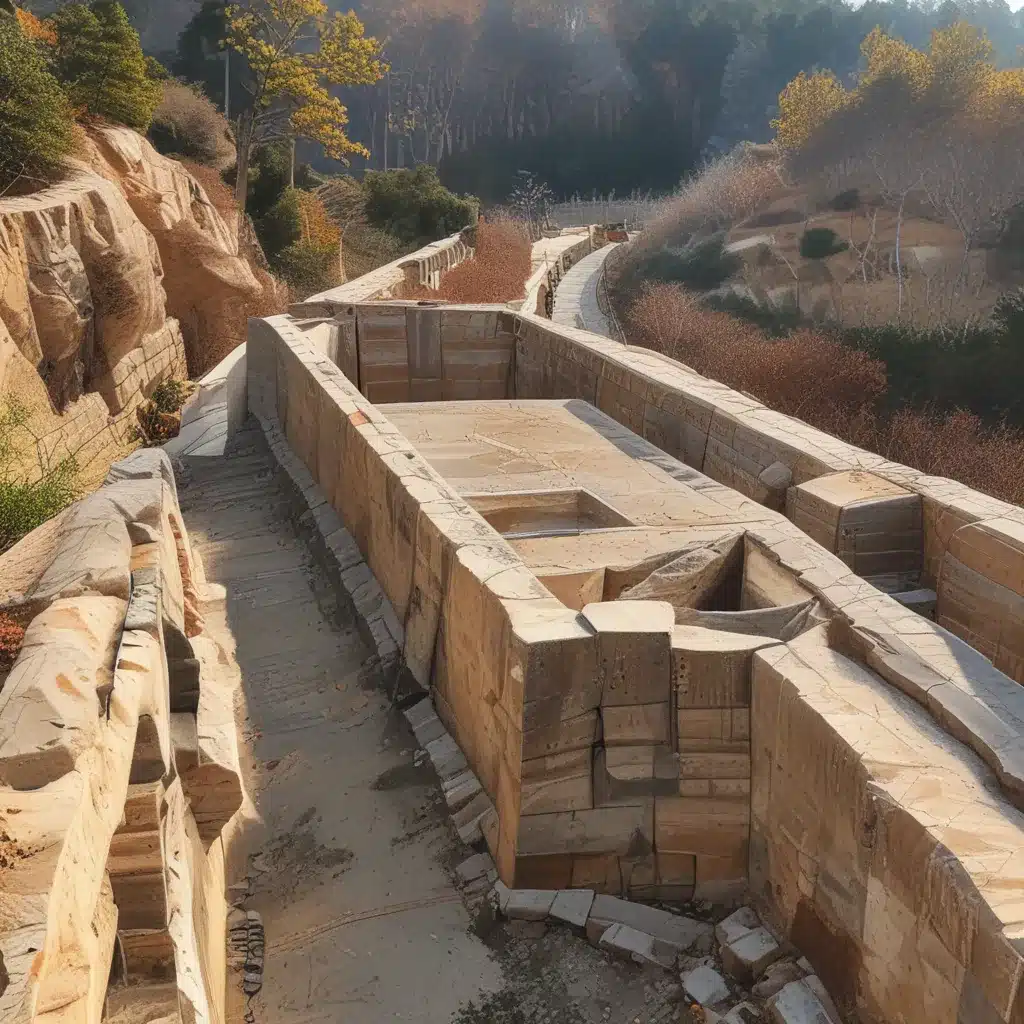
<box><xmin>173</xmin><ymin>423</ymin><xmax>835</xmax><ymax>1024</ymax></box>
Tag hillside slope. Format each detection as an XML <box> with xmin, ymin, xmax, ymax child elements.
<box><xmin>0</xmin><ymin>126</ymin><xmax>272</xmax><ymax>487</ymax></box>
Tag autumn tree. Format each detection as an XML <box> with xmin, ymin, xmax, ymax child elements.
<box><xmin>772</xmin><ymin>70</ymin><xmax>849</xmax><ymax>152</ymax></box>
<box><xmin>224</xmin><ymin>0</ymin><xmax>385</xmax><ymax>210</ymax></box>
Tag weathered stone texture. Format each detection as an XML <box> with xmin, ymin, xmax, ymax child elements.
<box><xmin>0</xmin><ymin>448</ymin><xmax>241</xmax><ymax>1024</ymax></box>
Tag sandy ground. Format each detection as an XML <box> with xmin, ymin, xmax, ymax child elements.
<box><xmin>176</xmin><ymin>422</ymin><xmax>688</xmax><ymax>1024</ymax></box>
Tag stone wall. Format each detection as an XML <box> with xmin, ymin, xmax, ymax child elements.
<box><xmin>305</xmin><ymin>230</ymin><xmax>472</xmax><ymax>305</ymax></box>
<box><xmin>521</xmin><ymin>230</ymin><xmax>598</xmax><ymax>318</ymax></box>
<box><xmin>274</xmin><ymin>301</ymin><xmax>517</xmax><ymax>405</ymax></box>
<box><xmin>514</xmin><ymin>311</ymin><xmax>1024</xmax><ymax>686</ymax></box>
<box><xmin>0</xmin><ymin>449</ymin><xmax>243</xmax><ymax>1024</ymax></box>
<box><xmin>247</xmin><ymin>296</ymin><xmax>1024</xmax><ymax>1024</ymax></box>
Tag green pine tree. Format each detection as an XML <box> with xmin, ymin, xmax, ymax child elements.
<box><xmin>0</xmin><ymin>12</ymin><xmax>74</xmax><ymax>192</ymax></box>
<box><xmin>51</xmin><ymin>1</ymin><xmax>162</xmax><ymax>133</ymax></box>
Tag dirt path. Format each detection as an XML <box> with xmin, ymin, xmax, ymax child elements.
<box><xmin>176</xmin><ymin>424</ymin><xmax>504</xmax><ymax>1023</ymax></box>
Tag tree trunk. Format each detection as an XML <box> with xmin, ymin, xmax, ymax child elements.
<box><xmin>234</xmin><ymin>113</ymin><xmax>253</xmax><ymax>213</ymax></box>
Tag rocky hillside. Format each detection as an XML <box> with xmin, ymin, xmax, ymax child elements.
<box><xmin>0</xmin><ymin>125</ymin><xmax>274</xmax><ymax>487</ymax></box>
<box><xmin>720</xmin><ymin>185</ymin><xmax>1015</xmax><ymax>327</ymax></box>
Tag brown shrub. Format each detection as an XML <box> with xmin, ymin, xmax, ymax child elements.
<box><xmin>627</xmin><ymin>283</ymin><xmax>886</xmax><ymax>425</ymax></box>
<box><xmin>150</xmin><ymin>80</ymin><xmax>235</xmax><ymax>170</ymax></box>
<box><xmin>627</xmin><ymin>282</ymin><xmax>1024</xmax><ymax>506</ymax></box>
<box><xmin>430</xmin><ymin>219</ymin><xmax>533</xmax><ymax>304</ymax></box>
<box><xmin>178</xmin><ymin>159</ymin><xmax>236</xmax><ymax>223</ymax></box>
<box><xmin>0</xmin><ymin>611</ymin><xmax>27</xmax><ymax>674</ymax></box>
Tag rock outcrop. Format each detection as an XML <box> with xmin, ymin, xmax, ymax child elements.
<box><xmin>0</xmin><ymin>126</ymin><xmax>270</xmax><ymax>489</ymax></box>
<box><xmin>0</xmin><ymin>448</ymin><xmax>244</xmax><ymax>1024</ymax></box>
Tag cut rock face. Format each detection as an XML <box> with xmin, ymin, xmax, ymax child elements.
<box><xmin>0</xmin><ymin>595</ymin><xmax>124</xmax><ymax>789</ymax></box>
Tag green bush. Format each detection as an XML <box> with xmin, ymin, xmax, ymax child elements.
<box><xmin>256</xmin><ymin>188</ymin><xmax>302</xmax><ymax>260</ymax></box>
<box><xmin>635</xmin><ymin>232</ymin><xmax>740</xmax><ymax>291</ymax></box>
<box><xmin>0</xmin><ymin>15</ymin><xmax>75</xmax><ymax>192</ymax></box>
<box><xmin>363</xmin><ymin>165</ymin><xmax>478</xmax><ymax>246</ymax></box>
<box><xmin>800</xmin><ymin>226</ymin><xmax>848</xmax><ymax>260</ymax></box>
<box><xmin>0</xmin><ymin>399</ymin><xmax>79</xmax><ymax>555</ymax></box>
<box><xmin>51</xmin><ymin>1</ymin><xmax>162</xmax><ymax>133</ymax></box>
<box><xmin>273</xmin><ymin>242</ymin><xmax>340</xmax><ymax>298</ymax></box>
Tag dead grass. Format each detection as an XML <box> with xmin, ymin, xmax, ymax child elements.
<box><xmin>178</xmin><ymin>160</ymin><xmax>237</xmax><ymax>224</ymax></box>
<box><xmin>629</xmin><ymin>149</ymin><xmax>784</xmax><ymax>260</ymax></box>
<box><xmin>151</xmin><ymin>81</ymin><xmax>236</xmax><ymax>171</ymax></box>
<box><xmin>628</xmin><ymin>283</ymin><xmax>1024</xmax><ymax>505</ymax></box>
<box><xmin>418</xmin><ymin>219</ymin><xmax>532</xmax><ymax>304</ymax></box>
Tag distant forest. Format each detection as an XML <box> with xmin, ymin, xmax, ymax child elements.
<box><xmin>90</xmin><ymin>0</ymin><xmax>1024</xmax><ymax>200</ymax></box>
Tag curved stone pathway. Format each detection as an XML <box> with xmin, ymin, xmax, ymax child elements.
<box><xmin>552</xmin><ymin>244</ymin><xmax>620</xmax><ymax>337</ymax></box>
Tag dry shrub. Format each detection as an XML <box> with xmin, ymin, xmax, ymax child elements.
<box><xmin>428</xmin><ymin>219</ymin><xmax>532</xmax><ymax>303</ymax></box>
<box><xmin>628</xmin><ymin>282</ymin><xmax>1024</xmax><ymax>505</ymax></box>
<box><xmin>628</xmin><ymin>284</ymin><xmax>885</xmax><ymax>426</ymax></box>
<box><xmin>150</xmin><ymin>80</ymin><xmax>235</xmax><ymax>170</ymax></box>
<box><xmin>0</xmin><ymin>611</ymin><xmax>27</xmax><ymax>674</ymax></box>
<box><xmin>858</xmin><ymin>409</ymin><xmax>1024</xmax><ymax>506</ymax></box>
<box><xmin>629</xmin><ymin>148</ymin><xmax>784</xmax><ymax>261</ymax></box>
<box><xmin>178</xmin><ymin>159</ymin><xmax>237</xmax><ymax>223</ymax></box>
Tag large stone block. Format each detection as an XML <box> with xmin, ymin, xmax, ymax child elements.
<box><xmin>582</xmin><ymin>601</ymin><xmax>673</xmax><ymax>707</ymax></box>
<box><xmin>786</xmin><ymin>471</ymin><xmax>922</xmax><ymax>578</ymax></box>
<box><xmin>673</xmin><ymin>626</ymin><xmax>779</xmax><ymax>708</ymax></box>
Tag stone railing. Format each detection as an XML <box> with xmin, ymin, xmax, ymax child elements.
<box><xmin>0</xmin><ymin>449</ymin><xmax>242</xmax><ymax>1024</ymax></box>
<box><xmin>242</xmin><ymin>297</ymin><xmax>1024</xmax><ymax>1024</ymax></box>
<box><xmin>306</xmin><ymin>230</ymin><xmax>473</xmax><ymax>305</ymax></box>
<box><xmin>520</xmin><ymin>229</ymin><xmax>598</xmax><ymax>318</ymax></box>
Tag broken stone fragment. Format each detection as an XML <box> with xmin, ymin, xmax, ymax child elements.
<box><xmin>721</xmin><ymin>926</ymin><xmax>784</xmax><ymax>983</ymax></box>
<box><xmin>758</xmin><ymin>461</ymin><xmax>793</xmax><ymax>497</ymax></box>
<box><xmin>454</xmin><ymin>791</ymin><xmax>494</xmax><ymax>845</ymax></box>
<box><xmin>753</xmin><ymin>958</ymin><xmax>807</xmax><ymax>999</ymax></box>
<box><xmin>586</xmin><ymin>894</ymin><xmax>712</xmax><ymax>953</ymax></box>
<box><xmin>403</xmin><ymin>697</ymin><xmax>446</xmax><ymax>745</ymax></box>
<box><xmin>504</xmin><ymin>889</ymin><xmax>556</xmax><ymax>921</ymax></box>
<box><xmin>681</xmin><ymin>964</ymin><xmax>730</xmax><ymax>1008</ymax></box>
<box><xmin>425</xmin><ymin>732</ymin><xmax>468</xmax><ymax>781</ymax></box>
<box><xmin>549</xmin><ymin>888</ymin><xmax>595</xmax><ymax>929</ymax></box>
<box><xmin>723</xmin><ymin>1002</ymin><xmax>762</xmax><ymax>1023</ymax></box>
<box><xmin>456</xmin><ymin>852</ymin><xmax>495</xmax><ymax>885</ymax></box>
<box><xmin>768</xmin><ymin>978</ymin><xmax>838</xmax><ymax>1024</ymax></box>
<box><xmin>714</xmin><ymin>905</ymin><xmax>760</xmax><ymax>947</ymax></box>
<box><xmin>599</xmin><ymin>923</ymin><xmax>677</xmax><ymax>969</ymax></box>
<box><xmin>443</xmin><ymin>767</ymin><xmax>483</xmax><ymax>811</ymax></box>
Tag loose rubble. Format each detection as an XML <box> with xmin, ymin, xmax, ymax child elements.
<box><xmin>407</xmin><ymin>694</ymin><xmax>841</xmax><ymax>1023</ymax></box>
<box><xmin>457</xmin><ymin>848</ymin><xmax>839</xmax><ymax>1023</ymax></box>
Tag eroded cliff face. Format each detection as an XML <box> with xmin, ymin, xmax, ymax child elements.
<box><xmin>0</xmin><ymin>126</ymin><xmax>270</xmax><ymax>486</ymax></box>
